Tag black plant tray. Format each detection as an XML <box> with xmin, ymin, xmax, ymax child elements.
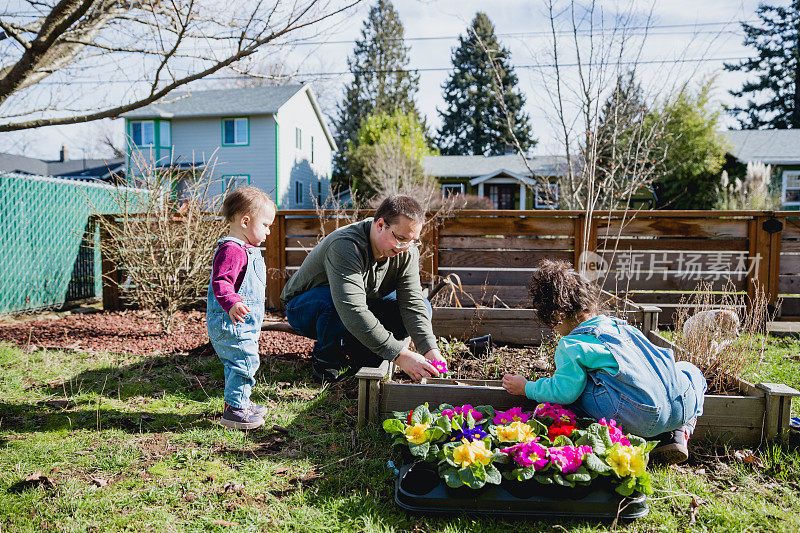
<box><xmin>394</xmin><ymin>462</ymin><xmax>648</xmax><ymax>520</ymax></box>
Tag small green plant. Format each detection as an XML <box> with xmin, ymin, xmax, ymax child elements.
<box><xmin>437</xmin><ymin>337</ymin><xmax>468</xmax><ymax>359</ymax></box>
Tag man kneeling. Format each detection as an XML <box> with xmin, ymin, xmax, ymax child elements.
<box><xmin>281</xmin><ymin>195</ymin><xmax>446</xmax><ymax>382</ymax></box>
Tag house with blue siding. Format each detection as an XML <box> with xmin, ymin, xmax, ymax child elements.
<box><xmin>721</xmin><ymin>130</ymin><xmax>800</xmax><ymax>211</ymax></box>
<box><xmin>122</xmin><ymin>84</ymin><xmax>336</xmax><ymax>209</ymax></box>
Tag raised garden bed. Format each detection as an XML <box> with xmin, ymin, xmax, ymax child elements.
<box><xmin>357</xmin><ymin>305</ymin><xmax>800</xmax><ymax>447</ymax></box>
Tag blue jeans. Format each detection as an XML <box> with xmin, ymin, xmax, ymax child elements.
<box><xmin>284</xmin><ymin>286</ymin><xmax>432</xmax><ymax>368</ymax></box>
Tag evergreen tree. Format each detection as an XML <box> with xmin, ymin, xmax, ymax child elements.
<box><xmin>724</xmin><ymin>1</ymin><xmax>800</xmax><ymax>128</ymax></box>
<box><xmin>333</xmin><ymin>0</ymin><xmax>420</xmax><ymax>190</ymax></box>
<box><xmin>437</xmin><ymin>12</ymin><xmax>534</xmax><ymax>155</ymax></box>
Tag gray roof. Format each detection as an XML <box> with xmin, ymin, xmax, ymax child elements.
<box><xmin>121</xmin><ymin>85</ymin><xmax>306</xmax><ymax>119</ymax></box>
<box><xmin>423</xmin><ymin>154</ymin><xmax>569</xmax><ymax>178</ymax></box>
<box><xmin>0</xmin><ymin>152</ymin><xmax>123</xmax><ymax>179</ymax></box>
<box><xmin>721</xmin><ymin>129</ymin><xmax>800</xmax><ymax>165</ymax></box>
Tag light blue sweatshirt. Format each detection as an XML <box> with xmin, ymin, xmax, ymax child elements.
<box><xmin>524</xmin><ymin>315</ymin><xmax>620</xmax><ymax>404</ymax></box>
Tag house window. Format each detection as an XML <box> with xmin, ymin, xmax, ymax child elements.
<box><xmin>130</xmin><ymin>121</ymin><xmax>155</xmax><ymax>147</ymax></box>
<box><xmin>222</xmin><ymin>174</ymin><xmax>250</xmax><ymax>192</ymax></box>
<box><xmin>159</xmin><ymin>121</ymin><xmax>171</xmax><ymax>148</ymax></box>
<box><xmin>783</xmin><ymin>170</ymin><xmax>800</xmax><ymax>206</ymax></box>
<box><xmin>295</xmin><ymin>181</ymin><xmax>303</xmax><ymax>205</ymax></box>
<box><xmin>222</xmin><ymin>118</ymin><xmax>248</xmax><ymax>146</ymax></box>
<box><xmin>295</xmin><ymin>128</ymin><xmax>302</xmax><ymax>150</ymax></box>
<box><xmin>442</xmin><ymin>184</ymin><xmax>464</xmax><ymax>197</ymax></box>
<box><xmin>311</xmin><ymin>136</ymin><xmax>315</xmax><ymax>163</ymax></box>
<box><xmin>535</xmin><ymin>183</ymin><xmax>559</xmax><ymax>209</ymax></box>
<box><xmin>317</xmin><ymin>181</ymin><xmax>322</xmax><ymax>204</ymax></box>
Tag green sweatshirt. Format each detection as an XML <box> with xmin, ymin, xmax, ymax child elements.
<box><xmin>280</xmin><ymin>218</ymin><xmax>437</xmax><ymax>361</ymax></box>
<box><xmin>525</xmin><ymin>315</ymin><xmax>620</xmax><ymax>404</ymax></box>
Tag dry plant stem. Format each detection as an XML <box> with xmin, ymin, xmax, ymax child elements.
<box><xmin>672</xmin><ymin>281</ymin><xmax>773</xmax><ymax>393</ymax></box>
<box><xmin>89</xmin><ymin>150</ymin><xmax>228</xmax><ymax>334</ymax></box>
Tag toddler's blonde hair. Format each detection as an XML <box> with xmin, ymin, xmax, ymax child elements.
<box><xmin>221</xmin><ymin>185</ymin><xmax>274</xmax><ymax>221</ymax></box>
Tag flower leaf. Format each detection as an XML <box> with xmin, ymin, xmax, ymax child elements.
<box><xmin>565</xmin><ymin>466</ymin><xmax>592</xmax><ymax>483</ymax></box>
<box><xmin>409</xmin><ymin>442</ymin><xmax>430</xmax><ymax>457</ymax></box>
<box><xmin>614</xmin><ymin>475</ymin><xmax>637</xmax><ymax>497</ymax></box>
<box><xmin>534</xmin><ymin>474</ymin><xmax>553</xmax><ymax>485</ymax></box>
<box><xmin>584</xmin><ymin>452</ymin><xmax>613</xmax><ymax>474</ymax></box>
<box><xmin>435</xmin><ymin>415</ymin><xmax>452</xmax><ymax>434</ymax></box>
<box><xmin>437</xmin><ymin>403</ymin><xmax>454</xmax><ymax>412</ymax></box>
<box><xmin>627</xmin><ymin>434</ymin><xmax>646</xmax><ymax>447</ymax></box>
<box><xmin>382</xmin><ymin>418</ymin><xmax>404</xmax><ymax>435</ymax></box>
<box><xmin>442</xmin><ymin>467</ymin><xmax>462</xmax><ymax>488</ymax></box>
<box><xmin>484</xmin><ymin>464</ymin><xmax>502</xmax><ymax>485</ymax></box>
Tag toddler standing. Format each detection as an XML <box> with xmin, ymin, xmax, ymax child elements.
<box><xmin>502</xmin><ymin>259</ymin><xmax>707</xmax><ymax>465</ymax></box>
<box><xmin>207</xmin><ymin>186</ymin><xmax>276</xmax><ymax>429</ymax></box>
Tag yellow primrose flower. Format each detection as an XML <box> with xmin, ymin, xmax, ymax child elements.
<box><xmin>452</xmin><ymin>438</ymin><xmax>492</xmax><ymax>468</ymax></box>
<box><xmin>496</xmin><ymin>421</ymin><xmax>536</xmax><ymax>442</ymax></box>
<box><xmin>607</xmin><ymin>443</ymin><xmax>647</xmax><ymax>477</ymax></box>
<box><xmin>404</xmin><ymin>423</ymin><xmax>429</xmax><ymax>444</ymax></box>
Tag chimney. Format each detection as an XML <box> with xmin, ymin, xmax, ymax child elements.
<box><xmin>59</xmin><ymin>145</ymin><xmax>68</xmax><ymax>162</ymax></box>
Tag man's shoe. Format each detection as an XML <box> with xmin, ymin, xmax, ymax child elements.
<box><xmin>249</xmin><ymin>401</ymin><xmax>268</xmax><ymax>417</ymax></box>
<box><xmin>221</xmin><ymin>404</ymin><xmax>264</xmax><ymax>430</ymax></box>
<box><xmin>650</xmin><ymin>426</ymin><xmax>690</xmax><ymax>465</ymax></box>
<box><xmin>311</xmin><ymin>361</ymin><xmax>342</xmax><ymax>383</ymax></box>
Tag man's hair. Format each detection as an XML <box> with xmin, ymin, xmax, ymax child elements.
<box><xmin>221</xmin><ymin>185</ymin><xmax>275</xmax><ymax>221</ymax></box>
<box><xmin>374</xmin><ymin>195</ymin><xmax>425</xmax><ymax>225</ymax></box>
<box><xmin>528</xmin><ymin>259</ymin><xmax>600</xmax><ymax>327</ymax></box>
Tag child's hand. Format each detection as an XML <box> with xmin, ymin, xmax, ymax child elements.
<box><xmin>228</xmin><ymin>302</ymin><xmax>249</xmax><ymax>324</ymax></box>
<box><xmin>502</xmin><ymin>374</ymin><xmax>527</xmax><ymax>396</ymax></box>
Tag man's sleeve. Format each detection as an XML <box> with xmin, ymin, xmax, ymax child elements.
<box><xmin>395</xmin><ymin>247</ymin><xmax>438</xmax><ymax>355</ymax></box>
<box><xmin>324</xmin><ymin>238</ymin><xmax>406</xmax><ymax>360</ymax></box>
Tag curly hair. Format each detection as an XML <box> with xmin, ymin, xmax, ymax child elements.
<box><xmin>528</xmin><ymin>259</ymin><xmax>600</xmax><ymax>328</ymax></box>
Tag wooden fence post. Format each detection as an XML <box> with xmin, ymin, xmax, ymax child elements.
<box><xmin>748</xmin><ymin>215</ymin><xmax>783</xmax><ymax>310</ymax></box>
<box><xmin>99</xmin><ymin>215</ymin><xmax>121</xmax><ymax>311</ymax></box>
<box><xmin>264</xmin><ymin>213</ymin><xmax>286</xmax><ymax>310</ymax></box>
<box><xmin>421</xmin><ymin>216</ymin><xmax>439</xmax><ymax>284</ymax></box>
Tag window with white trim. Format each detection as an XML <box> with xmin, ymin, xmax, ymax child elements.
<box><xmin>295</xmin><ymin>127</ymin><xmax>302</xmax><ymax>150</ymax></box>
<box><xmin>442</xmin><ymin>183</ymin><xmax>464</xmax><ymax>197</ymax></box>
<box><xmin>159</xmin><ymin>121</ymin><xmax>171</xmax><ymax>148</ymax></box>
<box><xmin>535</xmin><ymin>183</ymin><xmax>559</xmax><ymax>209</ymax></box>
<box><xmin>783</xmin><ymin>170</ymin><xmax>800</xmax><ymax>206</ymax></box>
<box><xmin>222</xmin><ymin>118</ymin><xmax>248</xmax><ymax>145</ymax></box>
<box><xmin>295</xmin><ymin>181</ymin><xmax>303</xmax><ymax>205</ymax></box>
<box><xmin>223</xmin><ymin>175</ymin><xmax>250</xmax><ymax>192</ymax></box>
<box><xmin>130</xmin><ymin>121</ymin><xmax>155</xmax><ymax>147</ymax></box>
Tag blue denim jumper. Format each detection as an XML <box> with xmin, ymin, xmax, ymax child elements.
<box><xmin>206</xmin><ymin>237</ymin><xmax>266</xmax><ymax>409</ymax></box>
<box><xmin>570</xmin><ymin>317</ymin><xmax>707</xmax><ymax>437</ymax></box>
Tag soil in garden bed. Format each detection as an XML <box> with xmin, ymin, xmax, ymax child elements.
<box><xmin>0</xmin><ymin>308</ymin><xmax>314</xmax><ymax>359</ymax></box>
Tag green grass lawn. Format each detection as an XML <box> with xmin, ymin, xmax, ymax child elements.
<box><xmin>1</xmin><ymin>334</ymin><xmax>799</xmax><ymax>532</ymax></box>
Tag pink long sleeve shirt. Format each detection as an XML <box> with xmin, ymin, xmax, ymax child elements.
<box><xmin>211</xmin><ymin>241</ymin><xmax>251</xmax><ymax>312</ymax></box>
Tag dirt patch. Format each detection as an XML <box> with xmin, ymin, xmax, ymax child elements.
<box><xmin>0</xmin><ymin>309</ymin><xmax>314</xmax><ymax>358</ymax></box>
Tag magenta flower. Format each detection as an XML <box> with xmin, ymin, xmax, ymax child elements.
<box><xmin>492</xmin><ymin>407</ymin><xmax>531</xmax><ymax>426</ymax></box>
<box><xmin>501</xmin><ymin>440</ymin><xmax>549</xmax><ymax>470</ymax></box>
<box><xmin>548</xmin><ymin>445</ymin><xmax>593</xmax><ymax>474</ymax></box>
<box><xmin>534</xmin><ymin>402</ymin><xmax>577</xmax><ymax>424</ymax></box>
<box><xmin>441</xmin><ymin>404</ymin><xmax>483</xmax><ymax>422</ymax></box>
<box><xmin>431</xmin><ymin>361</ymin><xmax>448</xmax><ymax>374</ymax></box>
<box><xmin>598</xmin><ymin>418</ymin><xmax>631</xmax><ymax>446</ymax></box>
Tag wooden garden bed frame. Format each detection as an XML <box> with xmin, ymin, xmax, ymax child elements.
<box><xmin>356</xmin><ymin>305</ymin><xmax>800</xmax><ymax>447</ymax></box>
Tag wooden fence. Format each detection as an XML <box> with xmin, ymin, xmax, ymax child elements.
<box><xmin>254</xmin><ymin>209</ymin><xmax>800</xmax><ymax>325</ymax></box>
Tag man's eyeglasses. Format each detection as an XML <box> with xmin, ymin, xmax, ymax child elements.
<box><xmin>387</xmin><ymin>224</ymin><xmax>421</xmax><ymax>248</ymax></box>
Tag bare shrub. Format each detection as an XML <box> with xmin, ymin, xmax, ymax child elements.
<box><xmin>91</xmin><ymin>154</ymin><xmax>227</xmax><ymax>333</ymax></box>
<box><xmin>672</xmin><ymin>281</ymin><xmax>773</xmax><ymax>393</ymax></box>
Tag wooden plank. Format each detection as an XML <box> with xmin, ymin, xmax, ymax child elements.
<box><xmin>286</xmin><ymin>249</ymin><xmax>311</xmax><ymax>266</ymax></box>
<box><xmin>778</xmin><ymin>275</ymin><xmax>800</xmax><ymax>294</ymax></box>
<box><xmin>438</xmin><ymin>249</ymin><xmax>572</xmax><ymax>269</ymax></box>
<box><xmin>599</xmin><ymin>275</ymin><xmax>747</xmax><ymax>292</ymax></box>
<box><xmin>439</xmin><ymin>217</ymin><xmax>575</xmax><ymax>237</ymax></box>
<box><xmin>453</xmin><ymin>285</ymin><xmax>532</xmax><ymax>307</ymax></box>
<box><xmin>355</xmin><ymin>360</ymin><xmax>391</xmax><ymax>379</ymax></box>
<box><xmin>600</xmin><ymin>250</ymin><xmax>748</xmax><ymax>271</ymax></box>
<box><xmin>380</xmin><ymin>382</ymin><xmax>537</xmax><ymax>414</ymax></box>
<box><xmin>782</xmin><ymin>241</ymin><xmax>800</xmax><ymax>253</ymax></box>
<box><xmin>285</xmin><ymin>236</ymin><xmax>319</xmax><ymax>248</ymax></box>
<box><xmin>368</xmin><ymin>379</ymin><xmax>380</xmax><ymax>425</ymax></box>
<box><xmin>780</xmin><ymin>254</ymin><xmax>800</xmax><ymax>274</ymax></box>
<box><xmin>264</xmin><ymin>214</ymin><xmax>286</xmax><ymax>309</ymax></box>
<box><xmin>437</xmin><ymin>268</ymin><xmax>534</xmax><ymax>286</ymax></box>
<box><xmin>692</xmin><ymin>425</ymin><xmax>762</xmax><ymax>446</ymax></box>
<box><xmin>439</xmin><ymin>236</ymin><xmax>575</xmax><ymax>250</ymax></box>
<box><xmin>357</xmin><ymin>379</ymin><xmax>367</xmax><ymax>428</ymax></box>
<box><xmin>779</xmin><ymin>297</ymin><xmax>800</xmax><ymax>317</ymax></box>
<box><xmin>285</xmin><ymin>217</ymin><xmax>354</xmax><ymax>236</ymax></box>
<box><xmin>599</xmin><ymin>237</ymin><xmax>749</xmax><ymax>252</ymax></box>
<box><xmin>432</xmin><ymin>319</ymin><xmax>552</xmax><ymax>344</ymax></box>
<box><xmin>698</xmin><ymin>394</ymin><xmax>766</xmax><ymax>421</ymax></box>
<box><xmin>597</xmin><ymin>218</ymin><xmax>749</xmax><ymax>239</ymax></box>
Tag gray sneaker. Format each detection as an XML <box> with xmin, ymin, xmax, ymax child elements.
<box><xmin>248</xmin><ymin>401</ymin><xmax>267</xmax><ymax>417</ymax></box>
<box><xmin>221</xmin><ymin>404</ymin><xmax>264</xmax><ymax>430</ymax></box>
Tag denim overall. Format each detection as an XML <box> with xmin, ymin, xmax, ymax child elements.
<box><xmin>570</xmin><ymin>317</ymin><xmax>707</xmax><ymax>437</ymax></box>
<box><xmin>206</xmin><ymin>237</ymin><xmax>266</xmax><ymax>409</ymax></box>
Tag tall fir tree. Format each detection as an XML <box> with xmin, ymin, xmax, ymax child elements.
<box><xmin>724</xmin><ymin>1</ymin><xmax>800</xmax><ymax>128</ymax></box>
<box><xmin>333</xmin><ymin>0</ymin><xmax>420</xmax><ymax>190</ymax></box>
<box><xmin>437</xmin><ymin>12</ymin><xmax>534</xmax><ymax>155</ymax></box>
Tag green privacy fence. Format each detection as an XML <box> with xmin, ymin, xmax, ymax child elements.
<box><xmin>0</xmin><ymin>172</ymin><xmax>147</xmax><ymax>314</ymax></box>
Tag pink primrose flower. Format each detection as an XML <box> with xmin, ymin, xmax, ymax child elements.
<box><xmin>492</xmin><ymin>407</ymin><xmax>531</xmax><ymax>426</ymax></box>
<box><xmin>501</xmin><ymin>440</ymin><xmax>549</xmax><ymax>470</ymax></box>
<box><xmin>598</xmin><ymin>418</ymin><xmax>631</xmax><ymax>446</ymax></box>
<box><xmin>441</xmin><ymin>404</ymin><xmax>483</xmax><ymax>422</ymax></box>
<box><xmin>533</xmin><ymin>402</ymin><xmax>577</xmax><ymax>424</ymax></box>
<box><xmin>431</xmin><ymin>361</ymin><xmax>448</xmax><ymax>374</ymax></box>
<box><xmin>548</xmin><ymin>445</ymin><xmax>593</xmax><ymax>474</ymax></box>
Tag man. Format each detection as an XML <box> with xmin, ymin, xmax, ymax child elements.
<box><xmin>281</xmin><ymin>195</ymin><xmax>446</xmax><ymax>382</ymax></box>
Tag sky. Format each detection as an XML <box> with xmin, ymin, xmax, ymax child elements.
<box><xmin>0</xmin><ymin>0</ymin><xmax>765</xmax><ymax>161</ymax></box>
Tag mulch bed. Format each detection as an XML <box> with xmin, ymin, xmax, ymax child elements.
<box><xmin>0</xmin><ymin>309</ymin><xmax>314</xmax><ymax>359</ymax></box>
